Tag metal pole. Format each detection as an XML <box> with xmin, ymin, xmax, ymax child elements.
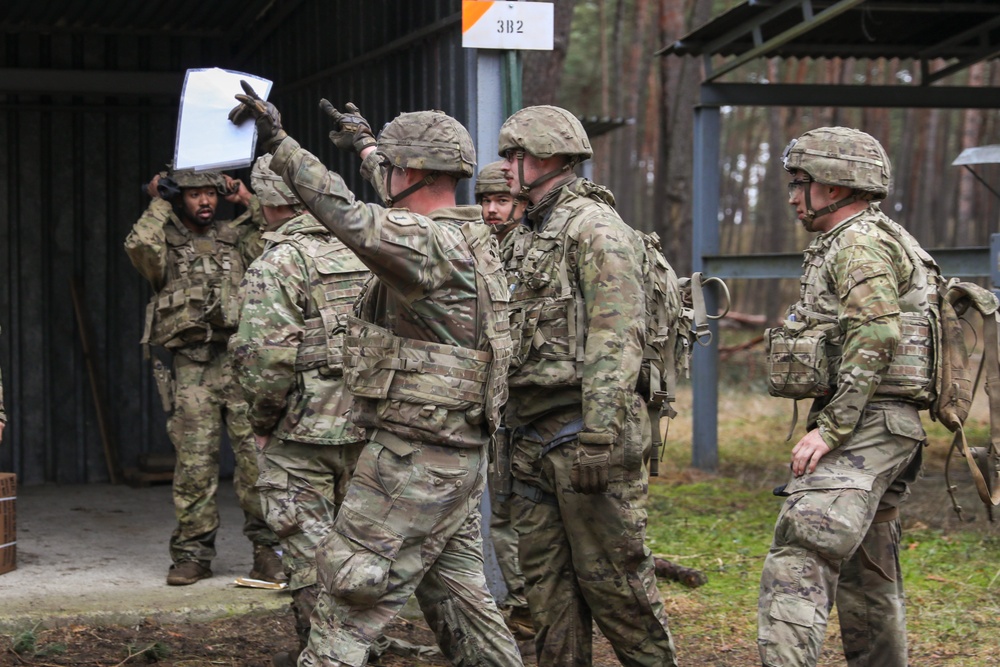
<box><xmin>691</xmin><ymin>105</ymin><xmax>721</xmax><ymax>471</ymax></box>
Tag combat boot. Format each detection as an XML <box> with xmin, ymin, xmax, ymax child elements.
<box><xmin>166</xmin><ymin>560</ymin><xmax>212</xmax><ymax>586</ymax></box>
<box><xmin>505</xmin><ymin>604</ymin><xmax>536</xmax><ymax>640</ymax></box>
<box><xmin>249</xmin><ymin>544</ymin><xmax>288</xmax><ymax>584</ymax></box>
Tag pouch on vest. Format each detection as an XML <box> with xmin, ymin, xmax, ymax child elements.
<box><xmin>765</xmin><ymin>320</ymin><xmax>835</xmax><ymax>400</ymax></box>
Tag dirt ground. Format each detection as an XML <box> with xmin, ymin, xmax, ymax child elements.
<box><xmin>0</xmin><ymin>608</ymin><xmax>638</xmax><ymax>667</ymax></box>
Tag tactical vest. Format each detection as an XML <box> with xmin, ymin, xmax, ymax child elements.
<box><xmin>767</xmin><ymin>209</ymin><xmax>938</xmax><ymax>405</ymax></box>
<box><xmin>141</xmin><ymin>219</ymin><xmax>246</xmax><ymax>350</ymax></box>
<box><xmin>505</xmin><ymin>191</ymin><xmax>633</xmax><ymax>388</ymax></box>
<box><xmin>343</xmin><ymin>221</ymin><xmax>511</xmax><ymax>441</ymax></box>
<box><xmin>262</xmin><ymin>225</ymin><xmax>370</xmax><ymax>444</ymax></box>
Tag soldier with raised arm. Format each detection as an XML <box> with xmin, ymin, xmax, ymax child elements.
<box><xmin>230</xmin><ymin>85</ymin><xmax>522</xmax><ymax>667</ymax></box>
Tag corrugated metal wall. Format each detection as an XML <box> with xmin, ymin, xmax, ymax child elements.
<box><xmin>0</xmin><ymin>0</ymin><xmax>471</xmax><ymax>484</ymax></box>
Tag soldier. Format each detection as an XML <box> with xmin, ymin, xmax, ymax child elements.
<box><xmin>230</xmin><ymin>155</ymin><xmax>370</xmax><ymax>666</ymax></box>
<box><xmin>473</xmin><ymin>160</ymin><xmax>532</xmax><ymax>640</ymax></box>
<box><xmin>497</xmin><ymin>105</ymin><xmax>678</xmax><ymax>667</ymax></box>
<box><xmin>124</xmin><ymin>166</ymin><xmax>285</xmax><ymax>587</ymax></box>
<box><xmin>476</xmin><ymin>160</ymin><xmax>525</xmax><ymax>243</ymax></box>
<box><xmin>758</xmin><ymin>127</ymin><xmax>930</xmax><ymax>667</ymax></box>
<box><xmin>229</xmin><ymin>85</ymin><xmax>522</xmax><ymax>667</ymax></box>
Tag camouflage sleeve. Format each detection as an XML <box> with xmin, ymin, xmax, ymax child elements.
<box><xmin>270</xmin><ymin>137</ymin><xmax>446</xmax><ymax>301</ymax></box>
<box><xmin>229</xmin><ymin>247</ymin><xmax>309</xmax><ymax>436</ymax></box>
<box><xmin>814</xmin><ymin>238</ymin><xmax>901</xmax><ymax>449</ymax></box>
<box><xmin>123</xmin><ymin>198</ymin><xmax>172</xmax><ymax>289</ymax></box>
<box><xmin>576</xmin><ymin>215</ymin><xmax>646</xmax><ymax>445</ymax></box>
<box><xmin>360</xmin><ymin>150</ymin><xmax>390</xmax><ymax>204</ymax></box>
<box><xmin>234</xmin><ymin>195</ymin><xmax>267</xmax><ymax>264</ymax></box>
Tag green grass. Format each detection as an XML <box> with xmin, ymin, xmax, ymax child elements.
<box><xmin>645</xmin><ymin>366</ymin><xmax>1000</xmax><ymax>665</ymax></box>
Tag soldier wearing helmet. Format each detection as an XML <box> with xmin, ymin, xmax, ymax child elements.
<box><xmin>229</xmin><ymin>154</ymin><xmax>370</xmax><ymax>667</ymax></box>
<box><xmin>476</xmin><ymin>160</ymin><xmax>525</xmax><ymax>242</ymax></box>
<box><xmin>759</xmin><ymin>127</ymin><xmax>932</xmax><ymax>667</ymax></box>
<box><xmin>496</xmin><ymin>105</ymin><xmax>679</xmax><ymax>667</ymax></box>
<box><xmin>229</xmin><ymin>86</ymin><xmax>522</xmax><ymax>667</ymax></box>
<box><xmin>124</xmin><ymin>163</ymin><xmax>285</xmax><ymax>589</ymax></box>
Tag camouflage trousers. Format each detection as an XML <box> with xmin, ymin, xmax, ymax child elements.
<box><xmin>508</xmin><ymin>397</ymin><xmax>678</xmax><ymax>667</ymax></box>
<box><xmin>298</xmin><ymin>432</ymin><xmax>523</xmax><ymax>667</ymax></box>
<box><xmin>167</xmin><ymin>352</ymin><xmax>277</xmax><ymax>564</ymax></box>
<box><xmin>257</xmin><ymin>439</ymin><xmax>365</xmax><ymax>651</ymax></box>
<box><xmin>489</xmin><ymin>486</ymin><xmax>528</xmax><ymax>610</ymax></box>
<box><xmin>758</xmin><ymin>401</ymin><xmax>925</xmax><ymax>667</ymax></box>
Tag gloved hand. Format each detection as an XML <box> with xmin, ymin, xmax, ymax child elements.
<box><xmin>229</xmin><ymin>80</ymin><xmax>287</xmax><ymax>152</ymax></box>
<box><xmin>570</xmin><ymin>443</ymin><xmax>611</xmax><ymax>494</ymax></box>
<box><xmin>319</xmin><ymin>99</ymin><xmax>377</xmax><ymax>154</ymax></box>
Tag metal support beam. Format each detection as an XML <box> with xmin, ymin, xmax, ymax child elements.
<box><xmin>0</xmin><ymin>68</ymin><xmax>183</xmax><ymax>97</ymax></box>
<box><xmin>700</xmin><ymin>83</ymin><xmax>1000</xmax><ymax>109</ymax></box>
<box><xmin>704</xmin><ymin>246</ymin><xmax>991</xmax><ymax>280</ymax></box>
<box><xmin>692</xmin><ymin>106</ymin><xmax>721</xmax><ymax>471</ymax></box>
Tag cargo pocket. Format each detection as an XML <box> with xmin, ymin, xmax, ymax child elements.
<box><xmin>769</xmin><ymin>592</ymin><xmax>816</xmax><ymax>627</ymax></box>
<box><xmin>316</xmin><ymin>506</ymin><xmax>404</xmax><ymax>608</ymax></box>
<box><xmin>884</xmin><ymin>410</ymin><xmax>926</xmax><ymax>445</ymax></box>
<box><xmin>256</xmin><ymin>466</ymin><xmax>298</xmax><ymax>539</ymax></box>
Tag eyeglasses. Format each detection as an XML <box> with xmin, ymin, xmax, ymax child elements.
<box><xmin>787</xmin><ymin>178</ymin><xmax>812</xmax><ymax>198</ymax></box>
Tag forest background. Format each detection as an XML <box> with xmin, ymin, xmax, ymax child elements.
<box><xmin>521</xmin><ymin>0</ymin><xmax>1000</xmax><ymax>324</ymax></box>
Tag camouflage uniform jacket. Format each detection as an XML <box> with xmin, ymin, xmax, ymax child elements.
<box><xmin>270</xmin><ymin>138</ymin><xmax>511</xmax><ymax>449</ymax></box>
<box><xmin>502</xmin><ymin>176</ymin><xmax>646</xmax><ymax>446</ymax></box>
<box><xmin>794</xmin><ymin>205</ymin><xmax>925</xmax><ymax>450</ymax></box>
<box><xmin>230</xmin><ymin>213</ymin><xmax>369</xmax><ymax>446</ymax></box>
<box><xmin>124</xmin><ymin>197</ymin><xmax>265</xmax><ymax>360</ymax></box>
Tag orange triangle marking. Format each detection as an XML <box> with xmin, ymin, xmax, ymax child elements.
<box><xmin>463</xmin><ymin>1</ymin><xmax>494</xmax><ymax>33</ymax></box>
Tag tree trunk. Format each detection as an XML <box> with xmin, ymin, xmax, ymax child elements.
<box><xmin>522</xmin><ymin>0</ymin><xmax>579</xmax><ymax>106</ymax></box>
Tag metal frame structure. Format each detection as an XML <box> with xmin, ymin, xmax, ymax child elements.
<box><xmin>660</xmin><ymin>0</ymin><xmax>1000</xmax><ymax>470</ymax></box>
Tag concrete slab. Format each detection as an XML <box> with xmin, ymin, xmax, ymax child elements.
<box><xmin>0</xmin><ymin>480</ymin><xmax>289</xmax><ymax>633</ymax></box>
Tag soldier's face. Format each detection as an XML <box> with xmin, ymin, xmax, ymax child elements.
<box><xmin>480</xmin><ymin>193</ymin><xmax>517</xmax><ymax>227</ymax></box>
<box><xmin>181</xmin><ymin>187</ymin><xmax>218</xmax><ymax>226</ymax></box>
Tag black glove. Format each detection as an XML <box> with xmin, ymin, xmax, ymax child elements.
<box><xmin>229</xmin><ymin>80</ymin><xmax>287</xmax><ymax>152</ymax></box>
<box><xmin>319</xmin><ymin>99</ymin><xmax>377</xmax><ymax>154</ymax></box>
<box><xmin>570</xmin><ymin>443</ymin><xmax>611</xmax><ymax>494</ymax></box>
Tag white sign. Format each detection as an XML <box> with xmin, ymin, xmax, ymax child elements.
<box><xmin>462</xmin><ymin>1</ymin><xmax>554</xmax><ymax>51</ymax></box>
<box><xmin>174</xmin><ymin>68</ymin><xmax>273</xmax><ymax>172</ymax></box>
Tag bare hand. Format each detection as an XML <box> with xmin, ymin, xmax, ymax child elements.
<box><xmin>146</xmin><ymin>174</ymin><xmax>161</xmax><ymax>198</ymax></box>
<box><xmin>791</xmin><ymin>428</ymin><xmax>831</xmax><ymax>477</ymax></box>
<box><xmin>222</xmin><ymin>175</ymin><xmax>251</xmax><ymax>206</ymax></box>
<box><xmin>0</xmin><ymin>421</ymin><xmax>5</xmax><ymax>444</ymax></box>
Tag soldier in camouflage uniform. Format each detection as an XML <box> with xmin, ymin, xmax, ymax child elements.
<box><xmin>473</xmin><ymin>161</ymin><xmax>533</xmax><ymax>640</ymax></box>
<box><xmin>497</xmin><ymin>106</ymin><xmax>678</xmax><ymax>667</ymax></box>
<box><xmin>229</xmin><ymin>85</ymin><xmax>522</xmax><ymax>667</ymax></box>
<box><xmin>124</xmin><ymin>166</ymin><xmax>285</xmax><ymax>587</ymax></box>
<box><xmin>759</xmin><ymin>127</ymin><xmax>930</xmax><ymax>667</ymax></box>
<box><xmin>230</xmin><ymin>155</ymin><xmax>370</xmax><ymax>667</ymax></box>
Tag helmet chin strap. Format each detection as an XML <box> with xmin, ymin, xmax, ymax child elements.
<box><xmin>514</xmin><ymin>150</ymin><xmax>575</xmax><ymax>200</ymax></box>
<box><xmin>800</xmin><ymin>184</ymin><xmax>863</xmax><ymax>231</ymax></box>
<box><xmin>385</xmin><ymin>165</ymin><xmax>436</xmax><ymax>207</ymax></box>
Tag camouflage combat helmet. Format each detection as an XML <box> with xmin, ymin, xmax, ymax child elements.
<box><xmin>376</xmin><ymin>110</ymin><xmax>476</xmax><ymax>206</ymax></box>
<box><xmin>497</xmin><ymin>105</ymin><xmax>592</xmax><ymax>161</ymax></box>
<box><xmin>782</xmin><ymin>126</ymin><xmax>891</xmax><ymax>228</ymax></box>
<box><xmin>167</xmin><ymin>165</ymin><xmax>227</xmax><ymax>191</ymax></box>
<box><xmin>782</xmin><ymin>126</ymin><xmax>891</xmax><ymax>199</ymax></box>
<box><xmin>474</xmin><ymin>161</ymin><xmax>510</xmax><ymax>198</ymax></box>
<box><xmin>497</xmin><ymin>105</ymin><xmax>591</xmax><ymax>198</ymax></box>
<box><xmin>251</xmin><ymin>154</ymin><xmax>301</xmax><ymax>207</ymax></box>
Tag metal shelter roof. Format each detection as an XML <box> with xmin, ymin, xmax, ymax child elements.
<box><xmin>658</xmin><ymin>0</ymin><xmax>1000</xmax><ymax>84</ymax></box>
